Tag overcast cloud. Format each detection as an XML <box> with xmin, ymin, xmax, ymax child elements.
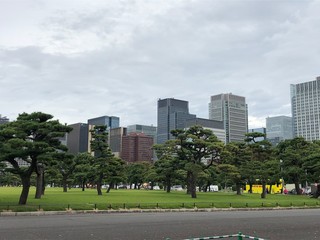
<box><xmin>1</xmin><ymin>0</ymin><xmax>320</xmax><ymax>128</ymax></box>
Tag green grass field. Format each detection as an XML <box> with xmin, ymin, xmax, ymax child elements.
<box><xmin>0</xmin><ymin>187</ymin><xmax>319</xmax><ymax>212</ymax></box>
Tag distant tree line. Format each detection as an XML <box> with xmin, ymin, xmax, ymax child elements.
<box><xmin>1</xmin><ymin>112</ymin><xmax>320</xmax><ymax>205</ymax></box>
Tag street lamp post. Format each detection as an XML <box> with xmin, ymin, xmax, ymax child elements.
<box><xmin>280</xmin><ymin>159</ymin><xmax>284</xmax><ymax>194</ymax></box>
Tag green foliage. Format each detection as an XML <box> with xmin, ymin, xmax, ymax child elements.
<box><xmin>126</xmin><ymin>162</ymin><xmax>151</xmax><ymax>189</ymax></box>
<box><xmin>244</xmin><ymin>132</ymin><xmax>275</xmax><ymax>198</ymax></box>
<box><xmin>276</xmin><ymin>137</ymin><xmax>314</xmax><ymax>195</ymax></box>
<box><xmin>153</xmin><ymin>141</ymin><xmax>184</xmax><ymax>192</ymax></box>
<box><xmin>0</xmin><ymin>171</ymin><xmax>21</xmax><ymax>186</ymax></box>
<box><xmin>170</xmin><ymin>125</ymin><xmax>224</xmax><ymax>198</ymax></box>
<box><xmin>67</xmin><ymin>152</ymin><xmax>96</xmax><ymax>191</ymax></box>
<box><xmin>89</xmin><ymin>125</ymin><xmax>124</xmax><ymax>195</ymax></box>
<box><xmin>220</xmin><ymin>142</ymin><xmax>251</xmax><ymax>194</ymax></box>
<box><xmin>0</xmin><ymin>112</ymin><xmax>72</xmax><ymax>204</ymax></box>
<box><xmin>49</xmin><ymin>152</ymin><xmax>81</xmax><ymax>192</ymax></box>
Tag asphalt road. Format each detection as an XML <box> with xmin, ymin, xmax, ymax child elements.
<box><xmin>1</xmin><ymin>209</ymin><xmax>320</xmax><ymax>240</ymax></box>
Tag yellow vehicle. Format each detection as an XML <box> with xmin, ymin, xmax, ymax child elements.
<box><xmin>243</xmin><ymin>180</ymin><xmax>283</xmax><ymax>194</ymax></box>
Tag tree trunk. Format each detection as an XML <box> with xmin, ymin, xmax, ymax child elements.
<box><xmin>189</xmin><ymin>172</ymin><xmax>197</xmax><ymax>198</ymax></box>
<box><xmin>82</xmin><ymin>179</ymin><xmax>85</xmax><ymax>191</ymax></box>
<box><xmin>19</xmin><ymin>175</ymin><xmax>31</xmax><ymax>205</ymax></box>
<box><xmin>62</xmin><ymin>176</ymin><xmax>68</xmax><ymax>192</ymax></box>
<box><xmin>236</xmin><ymin>182</ymin><xmax>242</xmax><ymax>195</ymax></box>
<box><xmin>97</xmin><ymin>182</ymin><xmax>102</xmax><ymax>195</ymax></box>
<box><xmin>96</xmin><ymin>173</ymin><xmax>103</xmax><ymax>195</ymax></box>
<box><xmin>166</xmin><ymin>178</ymin><xmax>171</xmax><ymax>193</ymax></box>
<box><xmin>41</xmin><ymin>171</ymin><xmax>46</xmax><ymax>195</ymax></box>
<box><xmin>261</xmin><ymin>181</ymin><xmax>267</xmax><ymax>199</ymax></box>
<box><xmin>295</xmin><ymin>181</ymin><xmax>302</xmax><ymax>195</ymax></box>
<box><xmin>312</xmin><ymin>185</ymin><xmax>320</xmax><ymax>198</ymax></box>
<box><xmin>35</xmin><ymin>165</ymin><xmax>44</xmax><ymax>199</ymax></box>
<box><xmin>204</xmin><ymin>183</ymin><xmax>209</xmax><ymax>192</ymax></box>
<box><xmin>249</xmin><ymin>182</ymin><xmax>253</xmax><ymax>193</ymax></box>
<box><xmin>107</xmin><ymin>182</ymin><xmax>114</xmax><ymax>193</ymax></box>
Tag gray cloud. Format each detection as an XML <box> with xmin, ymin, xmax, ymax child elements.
<box><xmin>1</xmin><ymin>0</ymin><xmax>320</xmax><ymax>128</ymax></box>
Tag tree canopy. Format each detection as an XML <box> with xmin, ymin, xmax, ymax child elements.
<box><xmin>0</xmin><ymin>112</ymin><xmax>71</xmax><ymax>204</ymax></box>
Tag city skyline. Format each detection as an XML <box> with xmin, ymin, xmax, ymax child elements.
<box><xmin>1</xmin><ymin>1</ymin><xmax>320</xmax><ymax>129</ymax></box>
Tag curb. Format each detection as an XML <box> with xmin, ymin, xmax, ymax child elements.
<box><xmin>1</xmin><ymin>206</ymin><xmax>319</xmax><ymax>217</ymax></box>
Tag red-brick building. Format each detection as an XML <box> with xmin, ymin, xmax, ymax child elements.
<box><xmin>121</xmin><ymin>132</ymin><xmax>153</xmax><ymax>163</ymax></box>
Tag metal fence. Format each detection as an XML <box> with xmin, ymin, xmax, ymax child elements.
<box><xmin>0</xmin><ymin>201</ymin><xmax>319</xmax><ymax>212</ymax></box>
<box><xmin>173</xmin><ymin>232</ymin><xmax>266</xmax><ymax>240</ymax></box>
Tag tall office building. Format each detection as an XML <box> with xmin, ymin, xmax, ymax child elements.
<box><xmin>185</xmin><ymin>118</ymin><xmax>226</xmax><ymax>143</ymax></box>
<box><xmin>127</xmin><ymin>124</ymin><xmax>157</xmax><ymax>142</ymax></box>
<box><xmin>87</xmin><ymin>115</ymin><xmax>120</xmax><ymax>155</ymax></box>
<box><xmin>67</xmin><ymin>123</ymin><xmax>89</xmax><ymax>154</ymax></box>
<box><xmin>109</xmin><ymin>127</ymin><xmax>127</xmax><ymax>157</ymax></box>
<box><xmin>266</xmin><ymin>116</ymin><xmax>293</xmax><ymax>145</ymax></box>
<box><xmin>291</xmin><ymin>76</ymin><xmax>320</xmax><ymax>141</ymax></box>
<box><xmin>127</xmin><ymin>124</ymin><xmax>157</xmax><ymax>160</ymax></box>
<box><xmin>157</xmin><ymin>98</ymin><xmax>196</xmax><ymax>144</ymax></box>
<box><xmin>209</xmin><ymin>93</ymin><xmax>248</xmax><ymax>143</ymax></box>
<box><xmin>87</xmin><ymin>115</ymin><xmax>119</xmax><ymax>129</ymax></box>
<box><xmin>121</xmin><ymin>132</ymin><xmax>153</xmax><ymax>163</ymax></box>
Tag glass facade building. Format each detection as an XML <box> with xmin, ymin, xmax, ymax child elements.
<box><xmin>87</xmin><ymin>115</ymin><xmax>119</xmax><ymax>129</ymax></box>
<box><xmin>266</xmin><ymin>116</ymin><xmax>293</xmax><ymax>145</ymax></box>
<box><xmin>291</xmin><ymin>77</ymin><xmax>320</xmax><ymax>141</ymax></box>
<box><xmin>127</xmin><ymin>124</ymin><xmax>157</xmax><ymax>142</ymax></box>
<box><xmin>67</xmin><ymin>123</ymin><xmax>89</xmax><ymax>154</ymax></box>
<box><xmin>157</xmin><ymin>98</ymin><xmax>196</xmax><ymax>144</ymax></box>
<box><xmin>109</xmin><ymin>127</ymin><xmax>127</xmax><ymax>157</ymax></box>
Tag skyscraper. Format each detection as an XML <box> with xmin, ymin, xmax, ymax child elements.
<box><xmin>291</xmin><ymin>76</ymin><xmax>320</xmax><ymax>141</ymax></box>
<box><xmin>87</xmin><ymin>115</ymin><xmax>120</xmax><ymax>155</ymax></box>
<box><xmin>66</xmin><ymin>123</ymin><xmax>89</xmax><ymax>154</ymax></box>
<box><xmin>209</xmin><ymin>93</ymin><xmax>248</xmax><ymax>143</ymax></box>
<box><xmin>157</xmin><ymin>98</ymin><xmax>196</xmax><ymax>144</ymax></box>
<box><xmin>109</xmin><ymin>127</ymin><xmax>127</xmax><ymax>157</ymax></box>
<box><xmin>266</xmin><ymin>116</ymin><xmax>293</xmax><ymax>145</ymax></box>
<box><xmin>87</xmin><ymin>115</ymin><xmax>119</xmax><ymax>129</ymax></box>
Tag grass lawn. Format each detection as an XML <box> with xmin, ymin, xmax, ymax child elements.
<box><xmin>0</xmin><ymin>187</ymin><xmax>319</xmax><ymax>212</ymax></box>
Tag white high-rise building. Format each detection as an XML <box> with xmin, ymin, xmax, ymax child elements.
<box><xmin>209</xmin><ymin>93</ymin><xmax>248</xmax><ymax>143</ymax></box>
<box><xmin>291</xmin><ymin>76</ymin><xmax>320</xmax><ymax>141</ymax></box>
<box><xmin>185</xmin><ymin>118</ymin><xmax>226</xmax><ymax>143</ymax></box>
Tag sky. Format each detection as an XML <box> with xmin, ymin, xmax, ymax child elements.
<box><xmin>1</xmin><ymin>0</ymin><xmax>320</xmax><ymax>129</ymax></box>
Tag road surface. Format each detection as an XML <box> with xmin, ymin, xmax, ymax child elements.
<box><xmin>1</xmin><ymin>209</ymin><xmax>319</xmax><ymax>239</ymax></box>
